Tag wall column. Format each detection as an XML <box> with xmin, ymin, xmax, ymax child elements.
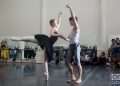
<box><xmin>99</xmin><ymin>0</ymin><xmax>108</xmax><ymax>51</ymax></box>
<box><xmin>40</xmin><ymin>0</ymin><xmax>47</xmax><ymax>34</ymax></box>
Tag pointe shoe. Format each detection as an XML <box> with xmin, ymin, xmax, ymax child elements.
<box><xmin>44</xmin><ymin>72</ymin><xmax>49</xmax><ymax>80</ymax></box>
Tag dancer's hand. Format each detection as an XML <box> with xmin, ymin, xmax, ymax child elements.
<box><xmin>58</xmin><ymin>12</ymin><xmax>62</xmax><ymax>16</ymax></box>
<box><xmin>66</xmin><ymin>38</ymin><xmax>70</xmax><ymax>42</ymax></box>
<box><xmin>59</xmin><ymin>35</ymin><xmax>69</xmax><ymax>41</ymax></box>
<box><xmin>57</xmin><ymin>12</ymin><xmax>62</xmax><ymax>27</ymax></box>
<box><xmin>66</xmin><ymin>4</ymin><xmax>71</xmax><ymax>9</ymax></box>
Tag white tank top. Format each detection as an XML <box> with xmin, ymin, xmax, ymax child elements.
<box><xmin>68</xmin><ymin>29</ymin><xmax>80</xmax><ymax>44</ymax></box>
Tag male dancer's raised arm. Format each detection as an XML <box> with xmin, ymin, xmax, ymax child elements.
<box><xmin>66</xmin><ymin>5</ymin><xmax>79</xmax><ymax>30</ymax></box>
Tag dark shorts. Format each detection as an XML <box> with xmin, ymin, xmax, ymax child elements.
<box><xmin>67</xmin><ymin>44</ymin><xmax>81</xmax><ymax>65</ymax></box>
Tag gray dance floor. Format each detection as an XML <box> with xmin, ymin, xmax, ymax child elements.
<box><xmin>0</xmin><ymin>62</ymin><xmax>115</xmax><ymax>86</ymax></box>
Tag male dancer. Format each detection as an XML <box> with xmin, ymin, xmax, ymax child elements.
<box><xmin>66</xmin><ymin>5</ymin><xmax>82</xmax><ymax>83</ymax></box>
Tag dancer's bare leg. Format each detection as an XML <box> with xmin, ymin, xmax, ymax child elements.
<box><xmin>75</xmin><ymin>64</ymin><xmax>82</xmax><ymax>83</ymax></box>
<box><xmin>75</xmin><ymin>46</ymin><xmax>82</xmax><ymax>83</ymax></box>
<box><xmin>67</xmin><ymin>51</ymin><xmax>76</xmax><ymax>82</ymax></box>
<box><xmin>68</xmin><ymin>63</ymin><xmax>76</xmax><ymax>81</ymax></box>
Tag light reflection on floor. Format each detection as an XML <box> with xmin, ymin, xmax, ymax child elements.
<box><xmin>0</xmin><ymin>62</ymin><xmax>112</xmax><ymax>86</ymax></box>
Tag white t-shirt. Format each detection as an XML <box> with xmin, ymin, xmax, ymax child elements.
<box><xmin>68</xmin><ymin>29</ymin><xmax>80</xmax><ymax>44</ymax></box>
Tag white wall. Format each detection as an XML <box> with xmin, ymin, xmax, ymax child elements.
<box><xmin>107</xmin><ymin>0</ymin><xmax>120</xmax><ymax>35</ymax></box>
<box><xmin>0</xmin><ymin>0</ymin><xmax>41</xmax><ymax>36</ymax></box>
<box><xmin>106</xmin><ymin>0</ymin><xmax>120</xmax><ymax>47</ymax></box>
<box><xmin>99</xmin><ymin>0</ymin><xmax>120</xmax><ymax>49</ymax></box>
<box><xmin>0</xmin><ymin>0</ymin><xmax>120</xmax><ymax>50</ymax></box>
<box><xmin>43</xmin><ymin>0</ymin><xmax>101</xmax><ymax>47</ymax></box>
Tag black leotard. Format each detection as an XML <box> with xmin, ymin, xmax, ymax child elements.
<box><xmin>34</xmin><ymin>34</ymin><xmax>58</xmax><ymax>62</ymax></box>
<box><xmin>46</xmin><ymin>35</ymin><xmax>58</xmax><ymax>62</ymax></box>
<box><xmin>49</xmin><ymin>36</ymin><xmax>58</xmax><ymax>45</ymax></box>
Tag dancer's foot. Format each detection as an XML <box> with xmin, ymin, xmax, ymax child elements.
<box><xmin>66</xmin><ymin>80</ymin><xmax>72</xmax><ymax>83</ymax></box>
<box><xmin>67</xmin><ymin>75</ymin><xmax>76</xmax><ymax>83</ymax></box>
<box><xmin>74</xmin><ymin>79</ymin><xmax>82</xmax><ymax>84</ymax></box>
<box><xmin>44</xmin><ymin>72</ymin><xmax>49</xmax><ymax>80</ymax></box>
